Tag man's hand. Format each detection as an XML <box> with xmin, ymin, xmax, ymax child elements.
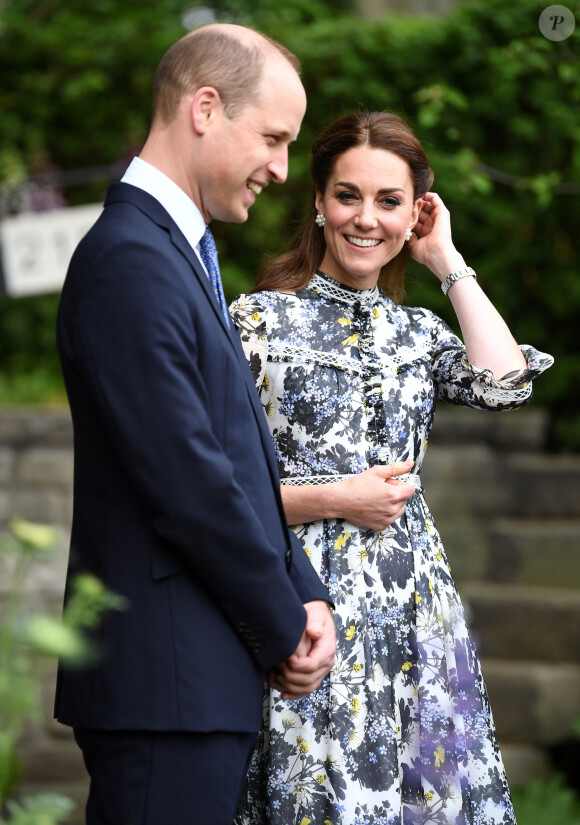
<box><xmin>268</xmin><ymin>600</ymin><xmax>336</xmax><ymax>699</ymax></box>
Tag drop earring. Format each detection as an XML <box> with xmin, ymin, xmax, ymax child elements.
<box><xmin>405</xmin><ymin>228</ymin><xmax>412</xmax><ymax>242</ymax></box>
<box><xmin>315</xmin><ymin>213</ymin><xmax>326</xmax><ymax>228</ymax></box>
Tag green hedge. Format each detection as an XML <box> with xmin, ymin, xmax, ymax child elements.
<box><xmin>1</xmin><ymin>0</ymin><xmax>578</xmax><ymax>448</ymax></box>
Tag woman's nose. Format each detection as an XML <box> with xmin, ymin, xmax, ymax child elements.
<box><xmin>354</xmin><ymin>203</ymin><xmax>377</xmax><ymax>229</ymax></box>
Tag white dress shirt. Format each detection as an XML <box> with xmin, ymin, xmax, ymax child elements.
<box><xmin>121</xmin><ymin>156</ymin><xmax>208</xmax><ymax>274</ymax></box>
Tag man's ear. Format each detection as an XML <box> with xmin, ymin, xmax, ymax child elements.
<box><xmin>191</xmin><ymin>86</ymin><xmax>223</xmax><ymax>135</ymax></box>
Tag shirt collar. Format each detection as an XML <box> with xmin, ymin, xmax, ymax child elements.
<box><xmin>121</xmin><ymin>157</ymin><xmax>207</xmax><ymax>256</ymax></box>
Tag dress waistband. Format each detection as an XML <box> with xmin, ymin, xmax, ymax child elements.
<box><xmin>281</xmin><ymin>472</ymin><xmax>421</xmax><ymax>489</ymax></box>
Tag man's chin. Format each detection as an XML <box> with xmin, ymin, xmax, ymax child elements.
<box><xmin>214</xmin><ymin>205</ymin><xmax>250</xmax><ymax>224</ymax></box>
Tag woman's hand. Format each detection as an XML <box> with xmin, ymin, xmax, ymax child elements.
<box><xmin>408</xmin><ymin>193</ymin><xmax>526</xmax><ymax>376</ymax></box>
<box><xmin>281</xmin><ymin>460</ymin><xmax>417</xmax><ymax>530</ymax></box>
<box><xmin>407</xmin><ymin>192</ymin><xmax>466</xmax><ymax>281</ymax></box>
<box><xmin>336</xmin><ymin>462</ymin><xmax>417</xmax><ymax>530</ymax></box>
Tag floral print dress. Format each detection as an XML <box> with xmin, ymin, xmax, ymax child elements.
<box><xmin>230</xmin><ymin>271</ymin><xmax>553</xmax><ymax>825</ymax></box>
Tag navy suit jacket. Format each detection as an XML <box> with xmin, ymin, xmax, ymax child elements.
<box><xmin>55</xmin><ymin>182</ymin><xmax>329</xmax><ymax>733</ymax></box>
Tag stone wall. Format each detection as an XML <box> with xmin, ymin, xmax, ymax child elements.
<box><xmin>0</xmin><ymin>410</ymin><xmax>87</xmax><ymax>819</ymax></box>
<box><xmin>1</xmin><ymin>406</ymin><xmax>579</xmax><ymax>822</ymax></box>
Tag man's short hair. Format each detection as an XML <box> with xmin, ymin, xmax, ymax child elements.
<box><xmin>153</xmin><ymin>26</ymin><xmax>300</xmax><ymax>125</ymax></box>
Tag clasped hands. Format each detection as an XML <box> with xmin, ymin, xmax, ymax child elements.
<box><xmin>268</xmin><ymin>600</ymin><xmax>336</xmax><ymax>700</ymax></box>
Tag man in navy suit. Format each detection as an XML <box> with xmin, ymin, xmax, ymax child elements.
<box><xmin>55</xmin><ymin>23</ymin><xmax>335</xmax><ymax>825</ymax></box>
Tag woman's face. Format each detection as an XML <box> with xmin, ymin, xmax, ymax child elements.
<box><xmin>315</xmin><ymin>144</ymin><xmax>421</xmax><ymax>290</ymax></box>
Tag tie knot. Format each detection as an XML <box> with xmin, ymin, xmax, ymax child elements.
<box><xmin>199</xmin><ymin>227</ymin><xmax>219</xmax><ymax>273</ymax></box>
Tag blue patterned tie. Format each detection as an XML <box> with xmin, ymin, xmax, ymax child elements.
<box><xmin>198</xmin><ymin>226</ymin><xmax>230</xmax><ymax>327</ymax></box>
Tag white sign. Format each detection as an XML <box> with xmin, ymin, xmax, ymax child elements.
<box><xmin>0</xmin><ymin>203</ymin><xmax>103</xmax><ymax>297</ymax></box>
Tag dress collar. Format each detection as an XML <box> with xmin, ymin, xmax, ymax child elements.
<box><xmin>309</xmin><ymin>270</ymin><xmax>381</xmax><ymax>307</ymax></box>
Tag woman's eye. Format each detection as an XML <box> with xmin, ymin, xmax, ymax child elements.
<box><xmin>382</xmin><ymin>197</ymin><xmax>401</xmax><ymax>207</ymax></box>
<box><xmin>337</xmin><ymin>191</ymin><xmax>357</xmax><ymax>202</ymax></box>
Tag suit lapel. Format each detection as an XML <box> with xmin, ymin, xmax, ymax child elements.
<box><xmin>104</xmin><ymin>183</ymin><xmax>282</xmax><ymax>493</ymax></box>
<box><xmin>168</xmin><ymin>224</ymin><xmax>233</xmax><ymax>336</ymax></box>
<box><xmin>105</xmin><ymin>182</ymin><xmax>232</xmax><ymax>336</ymax></box>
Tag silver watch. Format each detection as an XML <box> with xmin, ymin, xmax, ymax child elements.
<box><xmin>441</xmin><ymin>267</ymin><xmax>477</xmax><ymax>296</ymax></box>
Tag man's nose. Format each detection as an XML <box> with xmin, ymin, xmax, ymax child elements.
<box><xmin>268</xmin><ymin>146</ymin><xmax>289</xmax><ymax>184</ymax></box>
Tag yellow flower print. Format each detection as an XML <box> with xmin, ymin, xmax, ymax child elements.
<box><xmin>415</xmin><ymin>592</ymin><xmax>422</xmax><ymax>603</ymax></box>
<box><xmin>251</xmin><ymin>312</ymin><xmax>261</xmax><ymax>322</ymax></box>
<box><xmin>425</xmin><ymin>791</ymin><xmax>434</xmax><ymax>801</ymax></box>
<box><xmin>435</xmin><ymin>746</ymin><xmax>445</xmax><ymax>767</ymax></box>
<box><xmin>401</xmin><ymin>662</ymin><xmax>412</xmax><ymax>672</ymax></box>
<box><xmin>345</xmin><ymin>625</ymin><xmax>356</xmax><ymax>641</ymax></box>
<box><xmin>353</xmin><ymin>662</ymin><xmax>363</xmax><ymax>673</ymax></box>
<box><xmin>335</xmin><ymin>532</ymin><xmax>351</xmax><ymax>550</ymax></box>
<box><xmin>263</xmin><ymin>373</ymin><xmax>270</xmax><ymax>392</ymax></box>
<box><xmin>350</xmin><ymin>697</ymin><xmax>361</xmax><ymax>717</ymax></box>
<box><xmin>338</xmin><ymin>317</ymin><xmax>352</xmax><ymax>327</ymax></box>
<box><xmin>297</xmin><ymin>736</ymin><xmax>309</xmax><ymax>754</ymax></box>
<box><xmin>316</xmin><ymin>774</ymin><xmax>326</xmax><ymax>784</ymax></box>
<box><xmin>372</xmin><ymin>306</ymin><xmax>380</xmax><ymax>319</ymax></box>
<box><xmin>299</xmin><ymin>819</ymin><xmax>311</xmax><ymax>825</ymax></box>
<box><xmin>429</xmin><ymin>579</ymin><xmax>433</xmax><ymax>594</ymax></box>
<box><xmin>304</xmin><ymin>546</ymin><xmax>311</xmax><ymax>559</ymax></box>
<box><xmin>342</xmin><ymin>333</ymin><xmax>359</xmax><ymax>346</ymax></box>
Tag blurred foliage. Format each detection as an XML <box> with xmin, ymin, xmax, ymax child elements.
<box><xmin>512</xmin><ymin>772</ymin><xmax>580</xmax><ymax>825</ymax></box>
<box><xmin>0</xmin><ymin>0</ymin><xmax>578</xmax><ymax>449</ymax></box>
<box><xmin>0</xmin><ymin>518</ymin><xmax>126</xmax><ymax>823</ymax></box>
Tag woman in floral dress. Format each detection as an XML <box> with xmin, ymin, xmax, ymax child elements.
<box><xmin>230</xmin><ymin>112</ymin><xmax>552</xmax><ymax>825</ymax></box>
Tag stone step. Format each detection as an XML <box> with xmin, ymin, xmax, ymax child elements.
<box><xmin>422</xmin><ymin>444</ymin><xmax>506</xmax><ymax>518</ymax></box>
<box><xmin>460</xmin><ymin>582</ymin><xmax>580</xmax><ymax>663</ymax></box>
<box><xmin>504</xmin><ymin>454</ymin><xmax>580</xmax><ymax>518</ymax></box>
<box><xmin>480</xmin><ymin>658</ymin><xmax>580</xmax><ymax>746</ymax></box>
<box><xmin>500</xmin><ymin>743</ymin><xmax>550</xmax><ymax>788</ymax></box>
<box><xmin>0</xmin><ymin>408</ymin><xmax>72</xmax><ymax>448</ymax></box>
<box><xmin>430</xmin><ymin>406</ymin><xmax>550</xmax><ymax>452</ymax></box>
<box><xmin>487</xmin><ymin>518</ymin><xmax>580</xmax><ymax>588</ymax></box>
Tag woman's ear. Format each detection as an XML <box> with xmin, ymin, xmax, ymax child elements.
<box><xmin>314</xmin><ymin>189</ymin><xmax>324</xmax><ymax>214</ymax></box>
<box><xmin>410</xmin><ymin>197</ymin><xmax>424</xmax><ymax>229</ymax></box>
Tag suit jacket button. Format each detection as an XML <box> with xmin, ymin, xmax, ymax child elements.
<box><xmin>285</xmin><ymin>549</ymin><xmax>292</xmax><ymax>569</ymax></box>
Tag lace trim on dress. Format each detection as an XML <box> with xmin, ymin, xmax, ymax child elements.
<box><xmin>267</xmin><ymin>341</ymin><xmax>432</xmax><ymax>379</ymax></box>
<box><xmin>267</xmin><ymin>341</ymin><xmax>366</xmax><ymax>374</ymax></box>
<box><xmin>281</xmin><ymin>471</ymin><xmax>422</xmax><ymax>488</ymax></box>
<box><xmin>310</xmin><ymin>271</ymin><xmax>381</xmax><ymax>306</ymax></box>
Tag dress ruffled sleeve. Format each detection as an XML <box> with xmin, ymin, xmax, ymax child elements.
<box><xmin>229</xmin><ymin>294</ymin><xmax>269</xmax><ymax>392</ymax></box>
<box><xmin>426</xmin><ymin>310</ymin><xmax>554</xmax><ymax>411</ymax></box>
